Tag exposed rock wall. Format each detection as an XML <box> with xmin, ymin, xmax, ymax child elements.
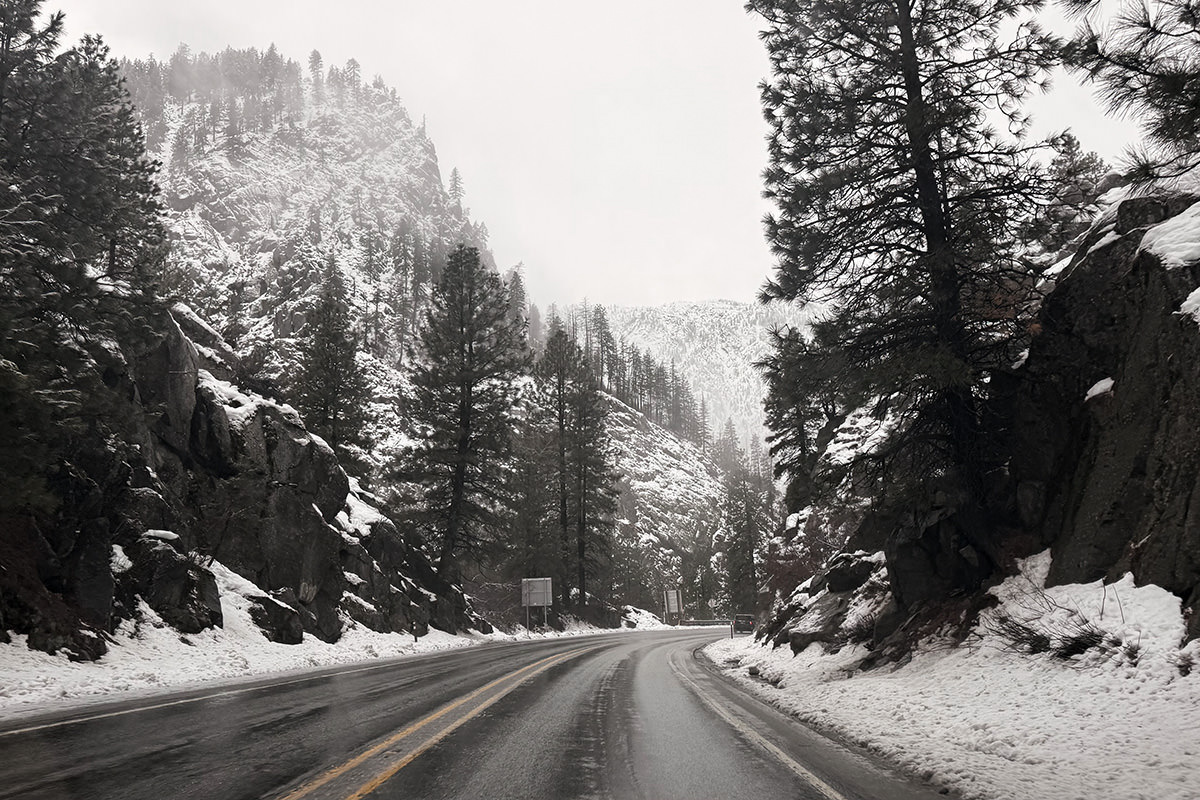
<box><xmin>1001</xmin><ymin>195</ymin><xmax>1200</xmax><ymax>639</ymax></box>
<box><xmin>764</xmin><ymin>193</ymin><xmax>1200</xmax><ymax>652</ymax></box>
<box><xmin>1</xmin><ymin>304</ymin><xmax>475</xmax><ymax>659</ymax></box>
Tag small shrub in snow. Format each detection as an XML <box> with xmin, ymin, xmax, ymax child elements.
<box><xmin>986</xmin><ymin>613</ymin><xmax>1051</xmax><ymax>654</ymax></box>
<box><xmin>1053</xmin><ymin>626</ymin><xmax>1106</xmax><ymax>660</ymax></box>
<box><xmin>1122</xmin><ymin>639</ymin><xmax>1141</xmax><ymax>667</ymax></box>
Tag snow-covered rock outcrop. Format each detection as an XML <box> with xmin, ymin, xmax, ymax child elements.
<box><xmin>998</xmin><ymin>192</ymin><xmax>1200</xmax><ymax>640</ymax></box>
<box><xmin>763</xmin><ymin>190</ymin><xmax>1200</xmax><ymax>656</ymax></box>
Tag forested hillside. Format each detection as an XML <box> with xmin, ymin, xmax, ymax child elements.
<box><xmin>0</xmin><ymin>8</ymin><xmax>770</xmax><ymax>662</ymax></box>
<box><xmin>606</xmin><ymin>300</ymin><xmax>804</xmax><ymax>447</ymax></box>
<box><xmin>118</xmin><ymin>45</ymin><xmax>492</xmax><ymax>475</ymax></box>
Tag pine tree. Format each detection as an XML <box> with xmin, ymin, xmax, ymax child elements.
<box><xmin>528</xmin><ymin>302</ymin><xmax>543</xmax><ymax>351</ymax></box>
<box><xmin>343</xmin><ymin>58</ymin><xmax>361</xmax><ymax>101</ymax></box>
<box><xmin>308</xmin><ymin>49</ymin><xmax>324</xmax><ymax>105</ymax></box>
<box><xmin>0</xmin><ymin>2</ymin><xmax>165</xmax><ymax>514</ymax></box>
<box><xmin>750</xmin><ymin>0</ymin><xmax>1059</xmax><ymax>507</ymax></box>
<box><xmin>505</xmin><ymin>265</ymin><xmax>527</xmax><ymax>326</ymax></box>
<box><xmin>1024</xmin><ymin>131</ymin><xmax>1109</xmax><ymax>254</ymax></box>
<box><xmin>537</xmin><ymin>329</ymin><xmax>583</xmax><ymax>606</ymax></box>
<box><xmin>1066</xmin><ymin>0</ymin><xmax>1200</xmax><ymax>182</ymax></box>
<box><xmin>506</xmin><ymin>404</ymin><xmax>560</xmax><ymax>583</ymax></box>
<box><xmin>448</xmin><ymin>167</ymin><xmax>464</xmax><ymax>207</ymax></box>
<box><xmin>565</xmin><ymin>361</ymin><xmax>619</xmax><ymax>610</ymax></box>
<box><xmin>395</xmin><ymin>245</ymin><xmax>527</xmax><ymax>579</ymax></box>
<box><xmin>719</xmin><ymin>464</ymin><xmax>765</xmax><ymax>614</ymax></box>
<box><xmin>715</xmin><ymin>419</ymin><xmax>742</xmax><ymax>475</ymax></box>
<box><xmin>293</xmin><ymin>259</ymin><xmax>371</xmax><ymax>462</ymax></box>
<box><xmin>532</xmin><ymin>328</ymin><xmax>619</xmax><ymax>609</ymax></box>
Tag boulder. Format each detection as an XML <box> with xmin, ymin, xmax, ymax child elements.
<box><xmin>126</xmin><ymin>534</ymin><xmax>223</xmax><ymax>634</ymax></box>
<box><xmin>247</xmin><ymin>594</ymin><xmax>304</xmax><ymax>644</ymax></box>
<box><xmin>885</xmin><ymin>510</ymin><xmax>993</xmax><ymax>610</ymax></box>
<box><xmin>787</xmin><ymin>591</ymin><xmax>850</xmax><ymax>654</ymax></box>
<box><xmin>824</xmin><ymin>552</ymin><xmax>878</xmax><ymax>593</ymax></box>
<box><xmin>1114</xmin><ymin>197</ymin><xmax>1170</xmax><ymax>234</ymax></box>
<box><xmin>0</xmin><ymin>516</ymin><xmax>109</xmax><ymax>661</ymax></box>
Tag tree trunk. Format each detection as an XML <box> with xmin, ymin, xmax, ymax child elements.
<box><xmin>576</xmin><ymin>468</ymin><xmax>587</xmax><ymax>612</ymax></box>
<box><xmin>893</xmin><ymin>0</ymin><xmax>983</xmax><ymax>493</ymax></box>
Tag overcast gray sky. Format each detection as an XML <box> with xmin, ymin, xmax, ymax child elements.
<box><xmin>53</xmin><ymin>1</ymin><xmax>1140</xmax><ymax>307</ymax></box>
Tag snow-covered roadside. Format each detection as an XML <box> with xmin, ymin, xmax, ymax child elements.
<box><xmin>0</xmin><ymin>563</ymin><xmax>667</xmax><ymax>722</ymax></box>
<box><xmin>706</xmin><ymin>552</ymin><xmax>1200</xmax><ymax>800</ymax></box>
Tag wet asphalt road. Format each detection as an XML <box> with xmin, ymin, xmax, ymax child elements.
<box><xmin>0</xmin><ymin>630</ymin><xmax>947</xmax><ymax>800</ymax></box>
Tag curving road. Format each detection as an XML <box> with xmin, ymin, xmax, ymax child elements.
<box><xmin>0</xmin><ymin>630</ymin><xmax>946</xmax><ymax>800</ymax></box>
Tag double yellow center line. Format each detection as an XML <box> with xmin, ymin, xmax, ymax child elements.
<box><xmin>279</xmin><ymin>645</ymin><xmax>595</xmax><ymax>800</ymax></box>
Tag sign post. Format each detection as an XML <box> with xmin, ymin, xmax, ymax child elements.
<box><xmin>521</xmin><ymin>577</ymin><xmax>553</xmax><ymax>630</ymax></box>
<box><xmin>663</xmin><ymin>588</ymin><xmax>681</xmax><ymax>625</ymax></box>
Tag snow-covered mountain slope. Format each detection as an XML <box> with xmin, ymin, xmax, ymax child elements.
<box><xmin>123</xmin><ymin>52</ymin><xmax>492</xmax><ymax>473</ymax></box>
<box><xmin>604</xmin><ymin>394</ymin><xmax>723</xmax><ymax>612</ymax></box>
<box><xmin>606</xmin><ymin>300</ymin><xmax>809</xmax><ymax>445</ymax></box>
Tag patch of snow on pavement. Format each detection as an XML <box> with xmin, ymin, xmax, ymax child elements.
<box><xmin>706</xmin><ymin>551</ymin><xmax>1200</xmax><ymax>800</ymax></box>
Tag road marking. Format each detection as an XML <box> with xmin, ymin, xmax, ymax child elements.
<box><xmin>0</xmin><ymin>657</ymin><xmax>442</xmax><ymax>738</ymax></box>
<box><xmin>670</xmin><ymin>654</ymin><xmax>850</xmax><ymax>800</ymax></box>
<box><xmin>278</xmin><ymin>646</ymin><xmax>593</xmax><ymax>800</ymax></box>
<box><xmin>341</xmin><ymin>647</ymin><xmax>589</xmax><ymax>800</ymax></box>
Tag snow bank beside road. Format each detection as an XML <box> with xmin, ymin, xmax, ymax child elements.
<box><xmin>0</xmin><ymin>563</ymin><xmax>666</xmax><ymax>721</ymax></box>
<box><xmin>706</xmin><ymin>552</ymin><xmax>1200</xmax><ymax>800</ymax></box>
<box><xmin>0</xmin><ymin>561</ymin><xmax>476</xmax><ymax>721</ymax></box>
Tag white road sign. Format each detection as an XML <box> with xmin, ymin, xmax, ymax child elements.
<box><xmin>664</xmin><ymin>589</ymin><xmax>681</xmax><ymax>614</ymax></box>
<box><xmin>522</xmin><ymin>577</ymin><xmax>553</xmax><ymax>608</ymax></box>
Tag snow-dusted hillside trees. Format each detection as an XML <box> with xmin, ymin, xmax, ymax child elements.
<box><xmin>0</xmin><ymin>2</ymin><xmax>760</xmax><ymax>666</ymax></box>
<box><xmin>119</xmin><ymin>44</ymin><xmax>492</xmax><ymax>474</ymax></box>
<box><xmin>532</xmin><ymin>301</ymin><xmax>784</xmax><ymax>618</ymax></box>
<box><xmin>541</xmin><ymin>302</ymin><xmax>717</xmax><ymax>450</ymax></box>
<box><xmin>604</xmin><ymin>300</ymin><xmax>804</xmax><ymax>447</ymax></box>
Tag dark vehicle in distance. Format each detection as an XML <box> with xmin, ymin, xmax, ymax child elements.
<box><xmin>733</xmin><ymin>614</ymin><xmax>755</xmax><ymax>633</ymax></box>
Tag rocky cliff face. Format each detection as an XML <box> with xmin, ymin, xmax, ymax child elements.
<box><xmin>999</xmin><ymin>193</ymin><xmax>1200</xmax><ymax>640</ymax></box>
<box><xmin>0</xmin><ymin>303</ymin><xmax>478</xmax><ymax>661</ymax></box>
<box><xmin>762</xmin><ymin>191</ymin><xmax>1200</xmax><ymax>652</ymax></box>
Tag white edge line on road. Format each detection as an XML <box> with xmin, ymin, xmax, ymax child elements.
<box><xmin>670</xmin><ymin>654</ymin><xmax>850</xmax><ymax>800</ymax></box>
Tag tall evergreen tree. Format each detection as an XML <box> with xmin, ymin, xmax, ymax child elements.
<box><xmin>718</xmin><ymin>464</ymin><xmax>766</xmax><ymax>614</ymax></box>
<box><xmin>537</xmin><ymin>328</ymin><xmax>583</xmax><ymax>606</ymax></box>
<box><xmin>506</xmin><ymin>404</ymin><xmax>560</xmax><ymax>583</ymax></box>
<box><xmin>750</xmin><ymin>0</ymin><xmax>1059</xmax><ymax>508</ymax></box>
<box><xmin>534</xmin><ymin>328</ymin><xmax>619</xmax><ymax>609</ymax></box>
<box><xmin>293</xmin><ymin>259</ymin><xmax>371</xmax><ymax>461</ymax></box>
<box><xmin>307</xmin><ymin>49</ymin><xmax>324</xmax><ymax>105</ymax></box>
<box><xmin>395</xmin><ymin>245</ymin><xmax>527</xmax><ymax>579</ymax></box>
<box><xmin>505</xmin><ymin>265</ymin><xmax>527</xmax><ymax>326</ymax></box>
<box><xmin>1023</xmin><ymin>131</ymin><xmax>1109</xmax><ymax>254</ymax></box>
<box><xmin>528</xmin><ymin>302</ymin><xmax>543</xmax><ymax>351</ymax></box>
<box><xmin>565</xmin><ymin>361</ymin><xmax>619</xmax><ymax>609</ymax></box>
<box><xmin>0</xmin><ymin>2</ymin><xmax>164</xmax><ymax>514</ymax></box>
<box><xmin>448</xmin><ymin>167</ymin><xmax>464</xmax><ymax>207</ymax></box>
